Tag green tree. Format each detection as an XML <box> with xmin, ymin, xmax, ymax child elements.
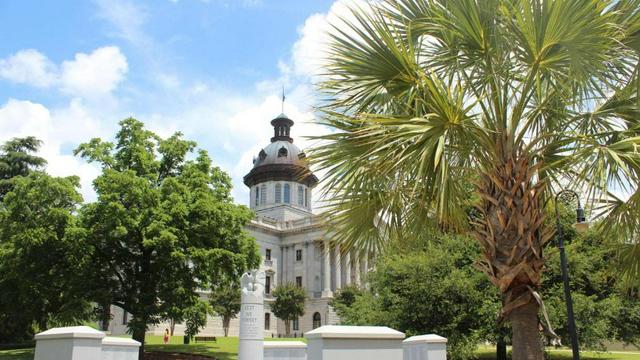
<box><xmin>541</xmin><ymin>213</ymin><xmax>640</xmax><ymax>350</ymax></box>
<box><xmin>333</xmin><ymin>234</ymin><xmax>498</xmax><ymax>360</ymax></box>
<box><xmin>209</xmin><ymin>282</ymin><xmax>241</xmax><ymax>337</ymax></box>
<box><xmin>75</xmin><ymin>118</ymin><xmax>260</xmax><ymax>359</ymax></box>
<box><xmin>0</xmin><ymin>136</ymin><xmax>46</xmax><ymax>200</ymax></box>
<box><xmin>183</xmin><ymin>300</ymin><xmax>212</xmax><ymax>340</ymax></box>
<box><xmin>271</xmin><ymin>283</ymin><xmax>306</xmax><ymax>336</ymax></box>
<box><xmin>0</xmin><ymin>172</ymin><xmax>90</xmax><ymax>342</ymax></box>
<box><xmin>312</xmin><ymin>1</ymin><xmax>640</xmax><ymax>358</ymax></box>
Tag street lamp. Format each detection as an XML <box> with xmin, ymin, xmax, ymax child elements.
<box><xmin>554</xmin><ymin>189</ymin><xmax>588</xmax><ymax>360</ymax></box>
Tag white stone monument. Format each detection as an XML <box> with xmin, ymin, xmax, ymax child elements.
<box><xmin>264</xmin><ymin>341</ymin><xmax>307</xmax><ymax>360</ymax></box>
<box><xmin>306</xmin><ymin>325</ymin><xmax>405</xmax><ymax>360</ymax></box>
<box><xmin>34</xmin><ymin>326</ymin><xmax>105</xmax><ymax>360</ymax></box>
<box><xmin>101</xmin><ymin>336</ymin><xmax>141</xmax><ymax>360</ymax></box>
<box><xmin>403</xmin><ymin>334</ymin><xmax>447</xmax><ymax>360</ymax></box>
<box><xmin>239</xmin><ymin>270</ymin><xmax>266</xmax><ymax>360</ymax></box>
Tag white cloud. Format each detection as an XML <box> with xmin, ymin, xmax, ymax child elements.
<box><xmin>0</xmin><ymin>99</ymin><xmax>110</xmax><ymax>202</ymax></box>
<box><xmin>291</xmin><ymin>0</ymin><xmax>373</xmax><ymax>79</ymax></box>
<box><xmin>60</xmin><ymin>46</ymin><xmax>128</xmax><ymax>97</ymax></box>
<box><xmin>0</xmin><ymin>49</ymin><xmax>57</xmax><ymax>88</ymax></box>
<box><xmin>0</xmin><ymin>46</ymin><xmax>128</xmax><ymax>99</ymax></box>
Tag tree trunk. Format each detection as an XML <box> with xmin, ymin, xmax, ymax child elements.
<box><xmin>510</xmin><ymin>303</ymin><xmax>543</xmax><ymax>360</ymax></box>
<box><xmin>223</xmin><ymin>316</ymin><xmax>230</xmax><ymax>337</ymax></box>
<box><xmin>132</xmin><ymin>326</ymin><xmax>146</xmax><ymax>360</ymax></box>
<box><xmin>284</xmin><ymin>319</ymin><xmax>291</xmax><ymax>337</ymax></box>
<box><xmin>170</xmin><ymin>318</ymin><xmax>175</xmax><ymax>336</ymax></box>
<box><xmin>497</xmin><ymin>335</ymin><xmax>507</xmax><ymax>360</ymax></box>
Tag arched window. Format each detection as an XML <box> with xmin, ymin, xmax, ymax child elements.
<box><xmin>312</xmin><ymin>312</ymin><xmax>321</xmax><ymax>329</ymax></box>
<box><xmin>255</xmin><ymin>186</ymin><xmax>260</xmax><ymax>206</ymax></box>
<box><xmin>260</xmin><ymin>184</ymin><xmax>267</xmax><ymax>205</ymax></box>
<box><xmin>275</xmin><ymin>184</ymin><xmax>282</xmax><ymax>203</ymax></box>
<box><xmin>278</xmin><ymin>146</ymin><xmax>288</xmax><ymax>158</ymax></box>
<box><xmin>297</xmin><ymin>185</ymin><xmax>304</xmax><ymax>206</ymax></box>
<box><xmin>283</xmin><ymin>184</ymin><xmax>290</xmax><ymax>203</ymax></box>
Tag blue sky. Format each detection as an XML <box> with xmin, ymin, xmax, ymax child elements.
<box><xmin>0</xmin><ymin>0</ymin><xmax>347</xmax><ymax>205</ymax></box>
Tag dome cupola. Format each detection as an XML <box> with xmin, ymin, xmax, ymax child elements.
<box><xmin>244</xmin><ymin>113</ymin><xmax>318</xmax><ymax>215</ymax></box>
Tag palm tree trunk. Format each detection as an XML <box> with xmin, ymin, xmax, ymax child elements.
<box><xmin>473</xmin><ymin>137</ymin><xmax>553</xmax><ymax>360</ymax></box>
<box><xmin>510</xmin><ymin>303</ymin><xmax>543</xmax><ymax>360</ymax></box>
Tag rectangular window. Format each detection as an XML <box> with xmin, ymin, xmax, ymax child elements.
<box><xmin>260</xmin><ymin>184</ymin><xmax>267</xmax><ymax>205</ymax></box>
<box><xmin>122</xmin><ymin>311</ymin><xmax>128</xmax><ymax>325</ymax></box>
<box><xmin>283</xmin><ymin>184</ymin><xmax>290</xmax><ymax>203</ymax></box>
<box><xmin>297</xmin><ymin>186</ymin><xmax>304</xmax><ymax>206</ymax></box>
<box><xmin>296</xmin><ymin>249</ymin><xmax>302</xmax><ymax>262</ymax></box>
<box><xmin>266</xmin><ymin>248</ymin><xmax>271</xmax><ymax>260</ymax></box>
<box><xmin>265</xmin><ymin>313</ymin><xmax>271</xmax><ymax>330</ymax></box>
<box><xmin>296</xmin><ymin>276</ymin><xmax>302</xmax><ymax>287</ymax></box>
<box><xmin>275</xmin><ymin>184</ymin><xmax>282</xmax><ymax>203</ymax></box>
<box><xmin>293</xmin><ymin>317</ymin><xmax>299</xmax><ymax>331</ymax></box>
<box><xmin>255</xmin><ymin>186</ymin><xmax>260</xmax><ymax>206</ymax></box>
<box><xmin>265</xmin><ymin>276</ymin><xmax>271</xmax><ymax>294</ymax></box>
<box><xmin>304</xmin><ymin>188</ymin><xmax>308</xmax><ymax>207</ymax></box>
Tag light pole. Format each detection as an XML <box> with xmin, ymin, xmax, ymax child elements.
<box><xmin>554</xmin><ymin>189</ymin><xmax>587</xmax><ymax>360</ymax></box>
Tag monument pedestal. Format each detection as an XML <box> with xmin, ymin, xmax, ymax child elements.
<box><xmin>238</xmin><ymin>270</ymin><xmax>265</xmax><ymax>360</ymax></box>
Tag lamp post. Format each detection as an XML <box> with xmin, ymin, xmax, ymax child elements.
<box><xmin>554</xmin><ymin>189</ymin><xmax>587</xmax><ymax>360</ymax></box>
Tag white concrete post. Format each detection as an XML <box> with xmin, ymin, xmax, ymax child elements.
<box><xmin>34</xmin><ymin>326</ymin><xmax>104</xmax><ymax>360</ymax></box>
<box><xmin>344</xmin><ymin>251</ymin><xmax>351</xmax><ymax>286</ymax></box>
<box><xmin>322</xmin><ymin>241</ymin><xmax>333</xmax><ymax>298</ymax></box>
<box><xmin>306</xmin><ymin>325</ymin><xmax>405</xmax><ymax>360</ymax></box>
<box><xmin>403</xmin><ymin>334</ymin><xmax>447</xmax><ymax>360</ymax></box>
<box><xmin>239</xmin><ymin>270</ymin><xmax>266</xmax><ymax>360</ymax></box>
<box><xmin>101</xmin><ymin>337</ymin><xmax>141</xmax><ymax>360</ymax></box>
<box><xmin>335</xmin><ymin>244</ymin><xmax>342</xmax><ymax>290</ymax></box>
<box><xmin>264</xmin><ymin>341</ymin><xmax>307</xmax><ymax>360</ymax></box>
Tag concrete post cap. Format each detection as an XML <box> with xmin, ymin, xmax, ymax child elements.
<box><xmin>263</xmin><ymin>341</ymin><xmax>307</xmax><ymax>349</ymax></box>
<box><xmin>34</xmin><ymin>326</ymin><xmax>105</xmax><ymax>340</ymax></box>
<box><xmin>305</xmin><ymin>325</ymin><xmax>405</xmax><ymax>340</ymax></box>
<box><xmin>403</xmin><ymin>334</ymin><xmax>448</xmax><ymax>344</ymax></box>
<box><xmin>102</xmin><ymin>337</ymin><xmax>141</xmax><ymax>347</ymax></box>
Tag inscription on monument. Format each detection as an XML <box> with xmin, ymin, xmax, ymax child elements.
<box><xmin>239</xmin><ymin>304</ymin><xmax>260</xmax><ymax>339</ymax></box>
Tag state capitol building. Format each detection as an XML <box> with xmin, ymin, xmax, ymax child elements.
<box><xmin>106</xmin><ymin>112</ymin><xmax>371</xmax><ymax>337</ymax></box>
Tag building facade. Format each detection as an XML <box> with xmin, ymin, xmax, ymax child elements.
<box><xmin>107</xmin><ymin>113</ymin><xmax>370</xmax><ymax>337</ymax></box>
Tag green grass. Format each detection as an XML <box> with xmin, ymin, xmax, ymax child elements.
<box><xmin>0</xmin><ymin>349</ymin><xmax>33</xmax><ymax>360</ymax></box>
<box><xmin>2</xmin><ymin>339</ymin><xmax>638</xmax><ymax>360</ymax></box>
<box><xmin>476</xmin><ymin>345</ymin><xmax>640</xmax><ymax>360</ymax></box>
<box><xmin>0</xmin><ymin>336</ymin><xmax>306</xmax><ymax>360</ymax></box>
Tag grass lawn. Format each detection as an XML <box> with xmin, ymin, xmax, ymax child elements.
<box><xmin>0</xmin><ymin>335</ymin><xmax>306</xmax><ymax>360</ymax></box>
<box><xmin>476</xmin><ymin>345</ymin><xmax>640</xmax><ymax>360</ymax></box>
<box><xmin>2</xmin><ymin>339</ymin><xmax>639</xmax><ymax>360</ymax></box>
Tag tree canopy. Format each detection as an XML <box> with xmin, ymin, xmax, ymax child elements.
<box><xmin>270</xmin><ymin>283</ymin><xmax>306</xmax><ymax>336</ymax></box>
<box><xmin>75</xmin><ymin>118</ymin><xmax>259</xmax><ymax>359</ymax></box>
<box><xmin>0</xmin><ymin>172</ymin><xmax>89</xmax><ymax>342</ymax></box>
<box><xmin>0</xmin><ymin>136</ymin><xmax>46</xmax><ymax>200</ymax></box>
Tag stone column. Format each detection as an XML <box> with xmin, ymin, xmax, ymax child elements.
<box><xmin>362</xmin><ymin>252</ymin><xmax>368</xmax><ymax>286</ymax></box>
<box><xmin>354</xmin><ymin>253</ymin><xmax>361</xmax><ymax>287</ymax></box>
<box><xmin>344</xmin><ymin>251</ymin><xmax>352</xmax><ymax>286</ymax></box>
<box><xmin>322</xmin><ymin>241</ymin><xmax>333</xmax><ymax>298</ymax></box>
<box><xmin>239</xmin><ymin>271</ymin><xmax>265</xmax><ymax>360</ymax></box>
<box><xmin>283</xmin><ymin>246</ymin><xmax>288</xmax><ymax>284</ymax></box>
<box><xmin>335</xmin><ymin>244</ymin><xmax>342</xmax><ymax>290</ymax></box>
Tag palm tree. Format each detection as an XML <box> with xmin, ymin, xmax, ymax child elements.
<box><xmin>311</xmin><ymin>1</ymin><xmax>640</xmax><ymax>359</ymax></box>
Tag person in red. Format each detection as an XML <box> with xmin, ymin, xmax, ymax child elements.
<box><xmin>163</xmin><ymin>328</ymin><xmax>170</xmax><ymax>344</ymax></box>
